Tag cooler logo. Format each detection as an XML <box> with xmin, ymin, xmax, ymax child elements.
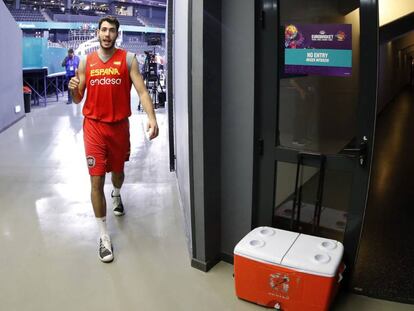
<box><xmin>269</xmin><ymin>273</ymin><xmax>290</xmax><ymax>298</ymax></box>
<box><xmin>86</xmin><ymin>156</ymin><xmax>96</xmax><ymax>168</ymax></box>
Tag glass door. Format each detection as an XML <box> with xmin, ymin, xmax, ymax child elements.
<box><xmin>255</xmin><ymin>0</ymin><xmax>378</xmax><ymax>277</ymax></box>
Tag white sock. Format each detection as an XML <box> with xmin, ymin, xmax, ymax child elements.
<box><xmin>112</xmin><ymin>187</ymin><xmax>121</xmax><ymax>196</ymax></box>
<box><xmin>96</xmin><ymin>216</ymin><xmax>109</xmax><ymax>238</ymax></box>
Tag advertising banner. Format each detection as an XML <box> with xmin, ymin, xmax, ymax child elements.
<box><xmin>284</xmin><ymin>24</ymin><xmax>352</xmax><ymax>77</ymax></box>
<box><xmin>17</xmin><ymin>22</ymin><xmax>165</xmax><ymax>33</ymax></box>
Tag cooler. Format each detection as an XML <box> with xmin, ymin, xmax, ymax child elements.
<box><xmin>234</xmin><ymin>227</ymin><xmax>345</xmax><ymax>310</ymax></box>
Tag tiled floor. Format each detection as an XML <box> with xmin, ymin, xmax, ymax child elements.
<box><xmin>0</xmin><ymin>93</ymin><xmax>413</xmax><ymax>310</ymax></box>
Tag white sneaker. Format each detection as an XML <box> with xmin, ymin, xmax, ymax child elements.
<box><xmin>111</xmin><ymin>191</ymin><xmax>125</xmax><ymax>216</ymax></box>
<box><xmin>99</xmin><ymin>235</ymin><xmax>114</xmax><ymax>263</ymax></box>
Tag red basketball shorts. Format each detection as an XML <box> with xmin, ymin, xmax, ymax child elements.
<box><xmin>83</xmin><ymin>117</ymin><xmax>130</xmax><ymax>176</ymax></box>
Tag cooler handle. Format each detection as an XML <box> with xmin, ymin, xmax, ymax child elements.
<box><xmin>338</xmin><ymin>264</ymin><xmax>346</xmax><ymax>283</ymax></box>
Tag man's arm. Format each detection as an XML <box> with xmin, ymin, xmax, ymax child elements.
<box><xmin>68</xmin><ymin>59</ymin><xmax>86</xmax><ymax>104</ymax></box>
<box><xmin>130</xmin><ymin>57</ymin><xmax>159</xmax><ymax>140</ymax></box>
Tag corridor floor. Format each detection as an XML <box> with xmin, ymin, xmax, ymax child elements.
<box><xmin>0</xmin><ymin>95</ymin><xmax>412</xmax><ymax>310</ymax></box>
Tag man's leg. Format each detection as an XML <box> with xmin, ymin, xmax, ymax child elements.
<box><xmin>111</xmin><ymin>171</ymin><xmax>125</xmax><ymax>216</ymax></box>
<box><xmin>111</xmin><ymin>171</ymin><xmax>124</xmax><ymax>189</ymax></box>
<box><xmin>91</xmin><ymin>175</ymin><xmax>114</xmax><ymax>263</ymax></box>
<box><xmin>91</xmin><ymin>175</ymin><xmax>106</xmax><ymax>218</ymax></box>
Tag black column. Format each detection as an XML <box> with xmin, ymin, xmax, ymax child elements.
<box><xmin>167</xmin><ymin>0</ymin><xmax>175</xmax><ymax>172</ymax></box>
<box><xmin>202</xmin><ymin>0</ymin><xmax>222</xmax><ymax>269</ymax></box>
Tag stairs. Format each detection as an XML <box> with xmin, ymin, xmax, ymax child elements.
<box><xmin>41</xmin><ymin>9</ymin><xmax>52</xmax><ymax>22</ymax></box>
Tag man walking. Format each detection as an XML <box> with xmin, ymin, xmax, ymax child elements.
<box><xmin>68</xmin><ymin>16</ymin><xmax>159</xmax><ymax>263</ymax></box>
<box><xmin>61</xmin><ymin>48</ymin><xmax>79</xmax><ymax>104</ymax></box>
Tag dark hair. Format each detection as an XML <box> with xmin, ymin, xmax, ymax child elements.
<box><xmin>98</xmin><ymin>16</ymin><xmax>120</xmax><ymax>32</ymax></box>
<box><xmin>68</xmin><ymin>48</ymin><xmax>74</xmax><ymax>53</ymax></box>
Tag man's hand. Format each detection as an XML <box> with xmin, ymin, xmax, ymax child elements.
<box><xmin>68</xmin><ymin>69</ymin><xmax>80</xmax><ymax>98</ymax></box>
<box><xmin>129</xmin><ymin>57</ymin><xmax>159</xmax><ymax>139</ymax></box>
<box><xmin>68</xmin><ymin>67</ymin><xmax>85</xmax><ymax>104</ymax></box>
<box><xmin>146</xmin><ymin>118</ymin><xmax>159</xmax><ymax>140</ymax></box>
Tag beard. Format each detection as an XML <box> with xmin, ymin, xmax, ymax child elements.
<box><xmin>99</xmin><ymin>37</ymin><xmax>116</xmax><ymax>50</ymax></box>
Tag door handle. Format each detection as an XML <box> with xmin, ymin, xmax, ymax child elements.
<box><xmin>342</xmin><ymin>136</ymin><xmax>368</xmax><ymax>166</ymax></box>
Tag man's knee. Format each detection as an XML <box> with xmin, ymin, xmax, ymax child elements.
<box><xmin>112</xmin><ymin>171</ymin><xmax>124</xmax><ymax>180</ymax></box>
<box><xmin>91</xmin><ymin>175</ymin><xmax>105</xmax><ymax>192</ymax></box>
<box><xmin>111</xmin><ymin>171</ymin><xmax>125</xmax><ymax>188</ymax></box>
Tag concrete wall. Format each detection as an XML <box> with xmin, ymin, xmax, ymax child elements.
<box><xmin>172</xmin><ymin>0</ymin><xmax>223</xmax><ymax>269</ymax></box>
<box><xmin>220</xmin><ymin>0</ymin><xmax>255</xmax><ymax>258</ymax></box>
<box><xmin>0</xmin><ymin>1</ymin><xmax>25</xmax><ymax>132</ymax></box>
<box><xmin>173</xmin><ymin>0</ymin><xmax>192</xmax><ymax>253</ymax></box>
<box><xmin>175</xmin><ymin>0</ymin><xmax>254</xmax><ymax>267</ymax></box>
<box><xmin>190</xmin><ymin>0</ymin><xmax>223</xmax><ymax>270</ymax></box>
<box><xmin>190</xmin><ymin>0</ymin><xmax>206</xmax><ymax>264</ymax></box>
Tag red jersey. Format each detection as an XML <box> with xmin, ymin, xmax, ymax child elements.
<box><xmin>83</xmin><ymin>49</ymin><xmax>132</xmax><ymax>122</ymax></box>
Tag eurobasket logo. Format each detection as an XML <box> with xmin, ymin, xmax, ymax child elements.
<box><xmin>311</xmin><ymin>30</ymin><xmax>334</xmax><ymax>41</ymax></box>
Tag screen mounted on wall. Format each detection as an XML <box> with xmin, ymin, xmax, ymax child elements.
<box><xmin>284</xmin><ymin>24</ymin><xmax>352</xmax><ymax>77</ymax></box>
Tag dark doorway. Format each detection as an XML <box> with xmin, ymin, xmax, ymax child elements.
<box><xmin>351</xmin><ymin>25</ymin><xmax>414</xmax><ymax>304</ymax></box>
<box><xmin>352</xmin><ymin>88</ymin><xmax>414</xmax><ymax>304</ymax></box>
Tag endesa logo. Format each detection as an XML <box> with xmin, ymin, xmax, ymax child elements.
<box><xmin>90</xmin><ymin>77</ymin><xmax>122</xmax><ymax>86</ymax></box>
<box><xmin>89</xmin><ymin>67</ymin><xmax>122</xmax><ymax>86</ymax></box>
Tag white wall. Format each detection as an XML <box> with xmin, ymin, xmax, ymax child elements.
<box><xmin>0</xmin><ymin>2</ymin><xmax>25</xmax><ymax>132</ymax></box>
<box><xmin>379</xmin><ymin>0</ymin><xmax>414</xmax><ymax>26</ymax></box>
